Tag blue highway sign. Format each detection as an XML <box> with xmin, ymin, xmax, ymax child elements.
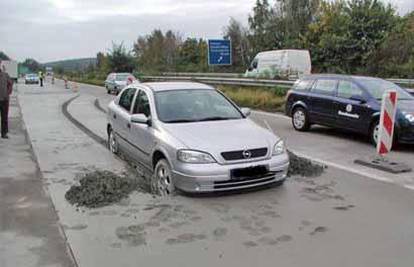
<box><xmin>208</xmin><ymin>39</ymin><xmax>232</xmax><ymax>66</ymax></box>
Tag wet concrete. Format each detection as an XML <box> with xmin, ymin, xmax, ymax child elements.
<box><xmin>0</xmin><ymin>94</ymin><xmax>75</xmax><ymax>267</ymax></box>
<box><xmin>14</xmin><ymin>80</ymin><xmax>414</xmax><ymax>267</ymax></box>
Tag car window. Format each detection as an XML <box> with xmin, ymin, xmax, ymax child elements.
<box><xmin>337</xmin><ymin>81</ymin><xmax>363</xmax><ymax>99</ymax></box>
<box><xmin>118</xmin><ymin>88</ymin><xmax>137</xmax><ymax>112</ymax></box>
<box><xmin>133</xmin><ymin>90</ymin><xmax>151</xmax><ymax>117</ymax></box>
<box><xmin>251</xmin><ymin>58</ymin><xmax>258</xmax><ymax>69</ymax></box>
<box><xmin>311</xmin><ymin>79</ymin><xmax>337</xmax><ymax>96</ymax></box>
<box><xmin>294</xmin><ymin>79</ymin><xmax>313</xmax><ymax>91</ymax></box>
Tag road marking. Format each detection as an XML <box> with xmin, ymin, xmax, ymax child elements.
<box><xmin>252</xmin><ymin>110</ymin><xmax>290</xmax><ymax>120</ymax></box>
<box><xmin>252</xmin><ymin>110</ymin><xmax>401</xmax><ymax>186</ymax></box>
<box><xmin>292</xmin><ymin>151</ymin><xmax>395</xmax><ymax>184</ymax></box>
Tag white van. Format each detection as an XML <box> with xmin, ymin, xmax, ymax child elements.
<box><xmin>245</xmin><ymin>49</ymin><xmax>311</xmax><ymax>79</ymax></box>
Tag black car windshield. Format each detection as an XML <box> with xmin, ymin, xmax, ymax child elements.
<box><xmin>155</xmin><ymin>89</ymin><xmax>243</xmax><ymax>123</ymax></box>
<box><xmin>357</xmin><ymin>78</ymin><xmax>413</xmax><ymax>100</ymax></box>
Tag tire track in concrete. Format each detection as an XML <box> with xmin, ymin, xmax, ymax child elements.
<box><xmin>62</xmin><ymin>95</ymin><xmax>107</xmax><ymax>148</ymax></box>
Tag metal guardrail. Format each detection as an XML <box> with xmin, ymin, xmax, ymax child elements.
<box><xmin>155</xmin><ymin>72</ymin><xmax>414</xmax><ymax>88</ymax></box>
<box><xmin>161</xmin><ymin>72</ymin><xmax>241</xmax><ymax>78</ymax></box>
<box><xmin>142</xmin><ymin>75</ymin><xmax>295</xmax><ymax>88</ymax></box>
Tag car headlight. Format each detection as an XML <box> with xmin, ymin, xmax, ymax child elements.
<box><xmin>272</xmin><ymin>139</ymin><xmax>286</xmax><ymax>156</ymax></box>
<box><xmin>403</xmin><ymin>112</ymin><xmax>414</xmax><ymax>123</ymax></box>
<box><xmin>177</xmin><ymin>150</ymin><xmax>216</xmax><ymax>164</ymax></box>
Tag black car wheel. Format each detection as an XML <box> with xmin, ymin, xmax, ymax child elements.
<box><xmin>292</xmin><ymin>107</ymin><xmax>310</xmax><ymax>131</ymax></box>
<box><xmin>369</xmin><ymin>121</ymin><xmax>380</xmax><ymax>146</ymax></box>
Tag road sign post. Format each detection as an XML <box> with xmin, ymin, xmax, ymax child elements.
<box><xmin>377</xmin><ymin>90</ymin><xmax>398</xmax><ymax>155</ymax></box>
<box><xmin>355</xmin><ymin>90</ymin><xmax>411</xmax><ymax>173</ymax></box>
<box><xmin>208</xmin><ymin>39</ymin><xmax>232</xmax><ymax>66</ymax></box>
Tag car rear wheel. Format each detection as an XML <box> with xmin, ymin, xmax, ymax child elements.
<box><xmin>152</xmin><ymin>159</ymin><xmax>176</xmax><ymax>196</ymax></box>
<box><xmin>292</xmin><ymin>107</ymin><xmax>310</xmax><ymax>131</ymax></box>
<box><xmin>108</xmin><ymin>128</ymin><xmax>118</xmax><ymax>154</ymax></box>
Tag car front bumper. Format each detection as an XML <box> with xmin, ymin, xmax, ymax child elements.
<box><xmin>397</xmin><ymin>124</ymin><xmax>414</xmax><ymax>144</ymax></box>
<box><xmin>25</xmin><ymin>80</ymin><xmax>39</xmax><ymax>84</ymax></box>
<box><xmin>171</xmin><ymin>153</ymin><xmax>289</xmax><ymax>193</ymax></box>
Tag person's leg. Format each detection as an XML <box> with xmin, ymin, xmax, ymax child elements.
<box><xmin>0</xmin><ymin>100</ymin><xmax>6</xmax><ymax>138</ymax></box>
<box><xmin>4</xmin><ymin>99</ymin><xmax>9</xmax><ymax>134</ymax></box>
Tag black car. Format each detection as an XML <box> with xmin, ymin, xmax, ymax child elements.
<box><xmin>285</xmin><ymin>74</ymin><xmax>414</xmax><ymax>145</ymax></box>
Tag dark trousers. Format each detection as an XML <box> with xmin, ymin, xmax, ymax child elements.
<box><xmin>0</xmin><ymin>99</ymin><xmax>9</xmax><ymax>136</ymax></box>
<box><xmin>40</xmin><ymin>78</ymin><xmax>43</xmax><ymax>87</ymax></box>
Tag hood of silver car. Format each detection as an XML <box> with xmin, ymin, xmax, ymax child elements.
<box><xmin>162</xmin><ymin>118</ymin><xmax>278</xmax><ymax>163</ymax></box>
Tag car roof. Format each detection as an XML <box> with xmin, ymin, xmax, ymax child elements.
<box><xmin>301</xmin><ymin>74</ymin><xmax>383</xmax><ymax>81</ymax></box>
<box><xmin>142</xmin><ymin>82</ymin><xmax>215</xmax><ymax>92</ymax></box>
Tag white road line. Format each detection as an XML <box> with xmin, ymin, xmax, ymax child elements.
<box><xmin>292</xmin><ymin>151</ymin><xmax>395</xmax><ymax>184</ymax></box>
<box><xmin>252</xmin><ymin>110</ymin><xmax>290</xmax><ymax>120</ymax></box>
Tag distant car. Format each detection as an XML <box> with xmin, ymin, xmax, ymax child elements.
<box><xmin>285</xmin><ymin>74</ymin><xmax>414</xmax><ymax>146</ymax></box>
<box><xmin>107</xmin><ymin>82</ymin><xmax>289</xmax><ymax>195</ymax></box>
<box><xmin>24</xmin><ymin>74</ymin><xmax>40</xmax><ymax>84</ymax></box>
<box><xmin>105</xmin><ymin>73</ymin><xmax>137</xmax><ymax>95</ymax></box>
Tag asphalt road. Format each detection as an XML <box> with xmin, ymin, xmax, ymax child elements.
<box><xmin>12</xmin><ymin>79</ymin><xmax>414</xmax><ymax>267</ymax></box>
<box><xmin>68</xmin><ymin>79</ymin><xmax>414</xmax><ymax>190</ymax></box>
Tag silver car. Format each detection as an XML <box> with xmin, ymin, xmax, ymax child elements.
<box><xmin>105</xmin><ymin>73</ymin><xmax>136</xmax><ymax>95</ymax></box>
<box><xmin>107</xmin><ymin>82</ymin><xmax>289</xmax><ymax>194</ymax></box>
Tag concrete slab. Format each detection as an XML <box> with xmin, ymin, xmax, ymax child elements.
<box><xmin>14</xmin><ymin>80</ymin><xmax>414</xmax><ymax>267</ymax></box>
<box><xmin>0</xmin><ymin>94</ymin><xmax>76</xmax><ymax>267</ymax></box>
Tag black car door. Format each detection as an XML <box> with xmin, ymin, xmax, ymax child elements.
<box><xmin>308</xmin><ymin>79</ymin><xmax>338</xmax><ymax>126</ymax></box>
<box><xmin>334</xmin><ymin>80</ymin><xmax>371</xmax><ymax>133</ymax></box>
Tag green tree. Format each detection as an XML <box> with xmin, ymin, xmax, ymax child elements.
<box><xmin>304</xmin><ymin>0</ymin><xmax>397</xmax><ymax>73</ymax></box>
<box><xmin>223</xmin><ymin>17</ymin><xmax>251</xmax><ymax>70</ymax></box>
<box><xmin>21</xmin><ymin>58</ymin><xmax>41</xmax><ymax>72</ymax></box>
<box><xmin>248</xmin><ymin>0</ymin><xmax>276</xmax><ymax>53</ymax></box>
<box><xmin>107</xmin><ymin>42</ymin><xmax>135</xmax><ymax>73</ymax></box>
<box><xmin>0</xmin><ymin>51</ymin><xmax>10</xmax><ymax>60</ymax></box>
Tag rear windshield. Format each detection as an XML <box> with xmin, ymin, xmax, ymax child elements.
<box><xmin>115</xmin><ymin>74</ymin><xmax>130</xmax><ymax>81</ymax></box>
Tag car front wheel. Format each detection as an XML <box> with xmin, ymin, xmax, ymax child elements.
<box><xmin>292</xmin><ymin>107</ymin><xmax>310</xmax><ymax>131</ymax></box>
<box><xmin>152</xmin><ymin>159</ymin><xmax>176</xmax><ymax>196</ymax></box>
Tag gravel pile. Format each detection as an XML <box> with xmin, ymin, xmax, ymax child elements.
<box><xmin>65</xmin><ymin>170</ymin><xmax>140</xmax><ymax>208</ymax></box>
<box><xmin>288</xmin><ymin>150</ymin><xmax>326</xmax><ymax>177</ymax></box>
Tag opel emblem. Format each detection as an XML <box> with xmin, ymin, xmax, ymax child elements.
<box><xmin>242</xmin><ymin>150</ymin><xmax>252</xmax><ymax>159</ymax></box>
<box><xmin>346</xmin><ymin>104</ymin><xmax>353</xmax><ymax>113</ymax></box>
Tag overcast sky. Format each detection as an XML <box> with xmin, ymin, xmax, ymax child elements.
<box><xmin>0</xmin><ymin>0</ymin><xmax>413</xmax><ymax>63</ymax></box>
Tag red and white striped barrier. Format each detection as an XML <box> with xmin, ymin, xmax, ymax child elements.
<box><xmin>377</xmin><ymin>90</ymin><xmax>398</xmax><ymax>155</ymax></box>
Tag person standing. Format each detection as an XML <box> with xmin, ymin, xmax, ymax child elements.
<box><xmin>39</xmin><ymin>71</ymin><xmax>44</xmax><ymax>87</ymax></box>
<box><xmin>0</xmin><ymin>61</ymin><xmax>12</xmax><ymax>139</ymax></box>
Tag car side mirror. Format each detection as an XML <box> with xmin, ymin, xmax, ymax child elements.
<box><xmin>350</xmin><ymin>95</ymin><xmax>366</xmax><ymax>104</ymax></box>
<box><xmin>241</xmin><ymin>107</ymin><xmax>251</xmax><ymax>117</ymax></box>
<box><xmin>131</xmin><ymin>114</ymin><xmax>151</xmax><ymax>126</ymax></box>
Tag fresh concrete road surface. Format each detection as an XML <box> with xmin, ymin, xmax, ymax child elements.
<box><xmin>2</xmin><ymin>79</ymin><xmax>414</xmax><ymax>267</ymax></box>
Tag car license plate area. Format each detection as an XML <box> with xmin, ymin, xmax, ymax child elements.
<box><xmin>230</xmin><ymin>165</ymin><xmax>268</xmax><ymax>181</ymax></box>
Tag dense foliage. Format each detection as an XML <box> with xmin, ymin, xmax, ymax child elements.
<box><xmin>57</xmin><ymin>0</ymin><xmax>414</xmax><ymax>79</ymax></box>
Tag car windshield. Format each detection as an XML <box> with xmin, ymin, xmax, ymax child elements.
<box><xmin>357</xmin><ymin>78</ymin><xmax>413</xmax><ymax>100</ymax></box>
<box><xmin>155</xmin><ymin>89</ymin><xmax>243</xmax><ymax>123</ymax></box>
<box><xmin>27</xmin><ymin>74</ymin><xmax>37</xmax><ymax>78</ymax></box>
<box><xmin>115</xmin><ymin>74</ymin><xmax>130</xmax><ymax>81</ymax></box>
